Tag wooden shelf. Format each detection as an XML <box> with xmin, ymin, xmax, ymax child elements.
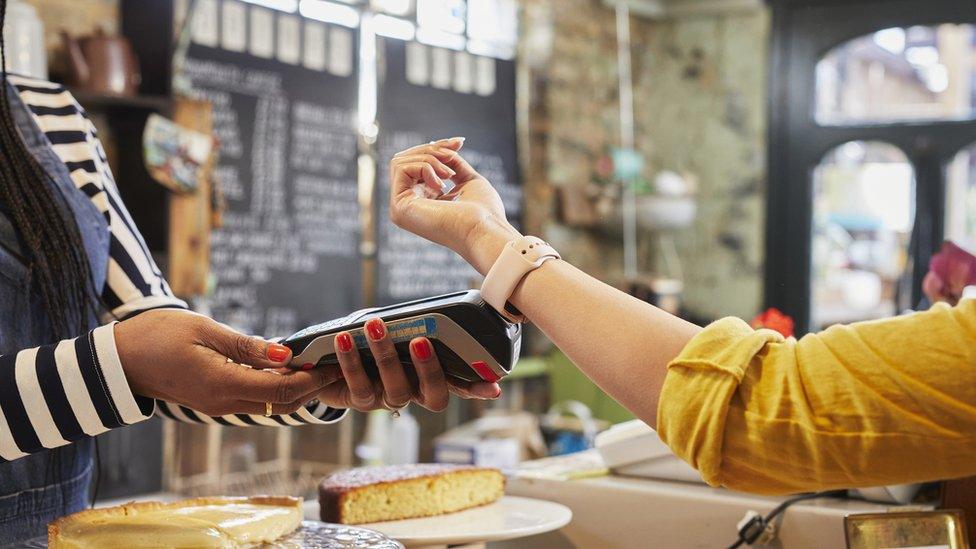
<box><xmin>68</xmin><ymin>88</ymin><xmax>175</xmax><ymax>254</ymax></box>
<box><xmin>70</xmin><ymin>90</ymin><xmax>173</xmax><ymax>113</ymax></box>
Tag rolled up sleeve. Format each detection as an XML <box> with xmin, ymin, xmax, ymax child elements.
<box><xmin>657</xmin><ymin>300</ymin><xmax>976</xmax><ymax>495</ymax></box>
<box><xmin>656</xmin><ymin>318</ymin><xmax>783</xmax><ymax>487</ymax></box>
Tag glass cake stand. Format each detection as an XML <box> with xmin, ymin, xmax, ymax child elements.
<box><xmin>24</xmin><ymin>520</ymin><xmax>404</xmax><ymax>549</ymax></box>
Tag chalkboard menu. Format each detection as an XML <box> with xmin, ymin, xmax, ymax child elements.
<box><xmin>179</xmin><ymin>0</ymin><xmax>362</xmax><ymax>336</ymax></box>
<box><xmin>376</xmin><ymin>39</ymin><xmax>521</xmax><ymax>305</ymax></box>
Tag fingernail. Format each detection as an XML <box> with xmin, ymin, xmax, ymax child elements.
<box><xmin>301</xmin><ymin>362</ymin><xmax>314</xmax><ymax>370</ymax></box>
<box><xmin>365</xmin><ymin>318</ymin><xmax>385</xmax><ymax>341</ymax></box>
<box><xmin>267</xmin><ymin>343</ymin><xmax>290</xmax><ymax>362</ymax></box>
<box><xmin>452</xmin><ymin>136</ymin><xmax>465</xmax><ymax>143</ymax></box>
<box><xmin>336</xmin><ymin>332</ymin><xmax>353</xmax><ymax>353</ymax></box>
<box><xmin>412</xmin><ymin>338</ymin><xmax>433</xmax><ymax>361</ymax></box>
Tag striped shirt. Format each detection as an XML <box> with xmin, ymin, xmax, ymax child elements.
<box><xmin>1</xmin><ymin>75</ymin><xmax>344</xmax><ymax>461</ymax></box>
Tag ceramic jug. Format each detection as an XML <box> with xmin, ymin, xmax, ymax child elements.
<box><xmin>61</xmin><ymin>28</ymin><xmax>140</xmax><ymax>95</ymax></box>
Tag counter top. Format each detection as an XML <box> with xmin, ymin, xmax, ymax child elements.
<box><xmin>498</xmin><ymin>473</ymin><xmax>915</xmax><ymax>549</ymax></box>
<box><xmin>96</xmin><ymin>477</ymin><xmax>921</xmax><ymax>548</ymax></box>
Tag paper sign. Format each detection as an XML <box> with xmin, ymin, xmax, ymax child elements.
<box><xmin>430</xmin><ymin>47</ymin><xmax>451</xmax><ymax>89</ymax></box>
<box><xmin>249</xmin><ymin>7</ymin><xmax>275</xmax><ymax>59</ymax></box>
<box><xmin>220</xmin><ymin>0</ymin><xmax>246</xmax><ymax>52</ymax></box>
<box><xmin>143</xmin><ymin>114</ymin><xmax>215</xmax><ymax>194</ymax></box>
<box><xmin>191</xmin><ymin>0</ymin><xmax>219</xmax><ymax>47</ymax></box>
<box><xmin>328</xmin><ymin>26</ymin><xmax>354</xmax><ymax>77</ymax></box>
<box><xmin>405</xmin><ymin>42</ymin><xmax>429</xmax><ymax>86</ymax></box>
<box><xmin>277</xmin><ymin>15</ymin><xmax>301</xmax><ymax>64</ymax></box>
<box><xmin>475</xmin><ymin>55</ymin><xmax>496</xmax><ymax>96</ymax></box>
<box><xmin>303</xmin><ymin>21</ymin><xmax>328</xmax><ymax>71</ymax></box>
<box><xmin>453</xmin><ymin>50</ymin><xmax>474</xmax><ymax>93</ymax></box>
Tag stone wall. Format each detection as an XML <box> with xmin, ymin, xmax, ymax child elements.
<box><xmin>635</xmin><ymin>10</ymin><xmax>769</xmax><ymax>320</ymax></box>
<box><xmin>521</xmin><ymin>0</ymin><xmax>770</xmax><ymax>321</ymax></box>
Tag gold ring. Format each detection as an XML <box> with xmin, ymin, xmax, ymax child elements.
<box><xmin>265</xmin><ymin>402</ymin><xmax>273</xmax><ymax>417</ymax></box>
<box><xmin>382</xmin><ymin>395</ymin><xmax>405</xmax><ymax>419</ymax></box>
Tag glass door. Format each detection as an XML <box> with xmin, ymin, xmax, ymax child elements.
<box><xmin>811</xmin><ymin>141</ymin><xmax>915</xmax><ymax>328</ymax></box>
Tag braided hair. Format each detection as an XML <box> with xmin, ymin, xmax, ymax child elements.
<box><xmin>0</xmin><ymin>0</ymin><xmax>98</xmax><ymax>339</ymax></box>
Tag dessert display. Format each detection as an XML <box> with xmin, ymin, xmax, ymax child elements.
<box><xmin>48</xmin><ymin>496</ymin><xmax>304</xmax><ymax>548</ymax></box>
<box><xmin>319</xmin><ymin>463</ymin><xmax>505</xmax><ymax>524</ymax></box>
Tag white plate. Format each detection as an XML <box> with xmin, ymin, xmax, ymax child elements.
<box><xmin>358</xmin><ymin>496</ymin><xmax>572</xmax><ymax>547</ymax></box>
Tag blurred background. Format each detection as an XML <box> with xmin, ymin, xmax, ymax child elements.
<box><xmin>5</xmin><ymin>0</ymin><xmax>975</xmax><ymax>515</ymax></box>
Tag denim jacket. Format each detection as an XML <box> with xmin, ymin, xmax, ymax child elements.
<box><xmin>0</xmin><ymin>80</ymin><xmax>109</xmax><ymax>544</ymax></box>
<box><xmin>0</xmin><ymin>76</ymin><xmax>344</xmax><ymax>544</ymax></box>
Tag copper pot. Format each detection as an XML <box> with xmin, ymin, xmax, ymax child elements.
<box><xmin>61</xmin><ymin>28</ymin><xmax>141</xmax><ymax>96</ymax></box>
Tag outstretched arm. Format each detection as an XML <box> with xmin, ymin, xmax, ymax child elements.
<box><xmin>388</xmin><ymin>139</ymin><xmax>700</xmax><ymax>426</ymax></box>
<box><xmin>388</xmin><ymin>139</ymin><xmax>976</xmax><ymax>493</ymax></box>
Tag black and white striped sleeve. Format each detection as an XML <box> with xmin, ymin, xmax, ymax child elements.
<box><xmin>0</xmin><ymin>77</ymin><xmax>346</xmax><ymax>459</ymax></box>
<box><xmin>155</xmin><ymin>400</ymin><xmax>346</xmax><ymax>426</ymax></box>
<box><xmin>0</xmin><ymin>320</ymin><xmax>344</xmax><ymax>460</ymax></box>
<box><xmin>8</xmin><ymin>75</ymin><xmax>188</xmax><ymax>319</ymax></box>
<box><xmin>0</xmin><ymin>325</ymin><xmax>153</xmax><ymax>461</ymax></box>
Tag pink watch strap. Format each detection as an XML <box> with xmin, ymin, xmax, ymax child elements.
<box><xmin>481</xmin><ymin>236</ymin><xmax>560</xmax><ymax>323</ymax></box>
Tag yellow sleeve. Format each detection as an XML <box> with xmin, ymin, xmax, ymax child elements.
<box><xmin>657</xmin><ymin>299</ymin><xmax>976</xmax><ymax>495</ymax></box>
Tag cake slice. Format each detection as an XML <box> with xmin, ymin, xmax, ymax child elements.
<box><xmin>319</xmin><ymin>464</ymin><xmax>505</xmax><ymax>524</ymax></box>
<box><xmin>48</xmin><ymin>496</ymin><xmax>303</xmax><ymax>548</ymax></box>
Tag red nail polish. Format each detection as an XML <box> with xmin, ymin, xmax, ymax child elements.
<box><xmin>365</xmin><ymin>319</ymin><xmax>385</xmax><ymax>341</ymax></box>
<box><xmin>336</xmin><ymin>333</ymin><xmax>353</xmax><ymax>353</ymax></box>
<box><xmin>470</xmin><ymin>361</ymin><xmax>500</xmax><ymax>382</ymax></box>
<box><xmin>413</xmin><ymin>339</ymin><xmax>433</xmax><ymax>361</ymax></box>
<box><xmin>301</xmin><ymin>363</ymin><xmax>314</xmax><ymax>370</ymax></box>
<box><xmin>267</xmin><ymin>344</ymin><xmax>289</xmax><ymax>362</ymax></box>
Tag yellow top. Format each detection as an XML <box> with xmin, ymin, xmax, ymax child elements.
<box><xmin>657</xmin><ymin>298</ymin><xmax>976</xmax><ymax>495</ymax></box>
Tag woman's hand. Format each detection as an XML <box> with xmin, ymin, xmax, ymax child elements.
<box><xmin>923</xmin><ymin>270</ymin><xmax>966</xmax><ymax>306</ymax></box>
<box><xmin>923</xmin><ymin>242</ymin><xmax>976</xmax><ymax>306</ymax></box>
<box><xmin>115</xmin><ymin>309</ymin><xmax>340</xmax><ymax>416</ymax></box>
<box><xmin>320</xmin><ymin>318</ymin><xmax>501</xmax><ymax>412</ymax></box>
<box><xmin>389</xmin><ymin>138</ymin><xmax>521</xmax><ymax>275</ymax></box>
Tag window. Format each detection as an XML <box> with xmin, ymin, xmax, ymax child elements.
<box><xmin>811</xmin><ymin>142</ymin><xmax>914</xmax><ymax>329</ymax></box>
<box><xmin>945</xmin><ymin>142</ymin><xmax>976</xmax><ymax>248</ymax></box>
<box><xmin>244</xmin><ymin>0</ymin><xmax>517</xmax><ymax>58</ymax></box>
<box><xmin>816</xmin><ymin>23</ymin><xmax>976</xmax><ymax>125</ymax></box>
<box><xmin>370</xmin><ymin>0</ymin><xmax>517</xmax><ymax>58</ymax></box>
<box><xmin>765</xmin><ymin>0</ymin><xmax>976</xmax><ymax>334</ymax></box>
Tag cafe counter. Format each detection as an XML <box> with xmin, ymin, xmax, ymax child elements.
<box><xmin>493</xmin><ymin>471</ymin><xmax>910</xmax><ymax>548</ymax></box>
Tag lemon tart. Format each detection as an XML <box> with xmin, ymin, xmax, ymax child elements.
<box><xmin>48</xmin><ymin>496</ymin><xmax>304</xmax><ymax>548</ymax></box>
